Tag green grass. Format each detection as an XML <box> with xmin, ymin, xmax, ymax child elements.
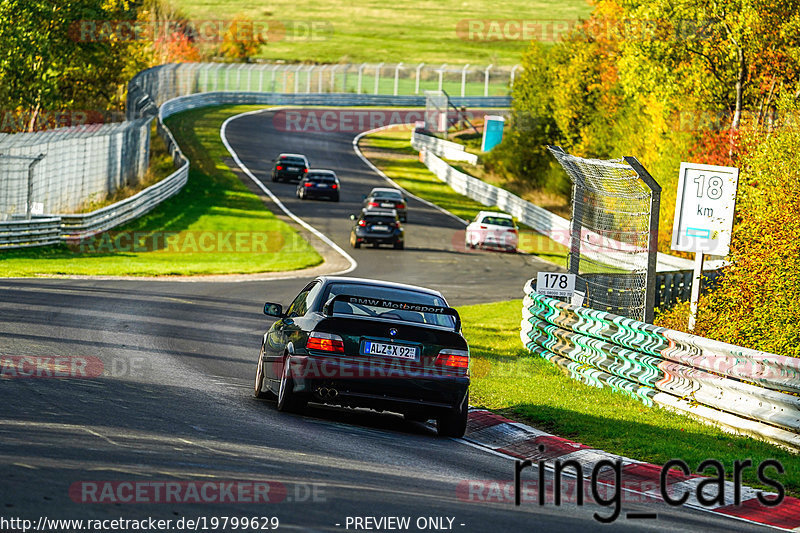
<box><xmin>174</xmin><ymin>0</ymin><xmax>593</xmax><ymax>64</ymax></box>
<box><xmin>0</xmin><ymin>105</ymin><xmax>322</xmax><ymax>276</ymax></box>
<box><xmin>460</xmin><ymin>299</ymin><xmax>800</xmax><ymax>496</ymax></box>
<box><xmin>359</xmin><ymin>128</ymin><xmax>570</xmax><ymax>266</ymax></box>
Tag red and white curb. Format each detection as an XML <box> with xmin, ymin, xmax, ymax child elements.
<box><xmin>462</xmin><ymin>409</ymin><xmax>800</xmax><ymax>531</ymax></box>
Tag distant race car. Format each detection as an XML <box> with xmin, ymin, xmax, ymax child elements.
<box><xmin>296</xmin><ymin>170</ymin><xmax>340</xmax><ymax>201</ymax></box>
<box><xmin>362</xmin><ymin>187</ymin><xmax>408</xmax><ymax>222</ymax></box>
<box><xmin>271</xmin><ymin>153</ymin><xmax>309</xmax><ymax>182</ymax></box>
<box><xmin>254</xmin><ymin>276</ymin><xmax>470</xmax><ymax>437</ymax></box>
<box><xmin>350</xmin><ymin>208</ymin><xmax>404</xmax><ymax>249</ymax></box>
<box><xmin>465</xmin><ymin>211</ymin><xmax>518</xmax><ymax>252</ymax></box>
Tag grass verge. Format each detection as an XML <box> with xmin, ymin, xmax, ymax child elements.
<box><xmin>173</xmin><ymin>0</ymin><xmax>592</xmax><ymax>65</ymax></box>
<box><xmin>359</xmin><ymin>127</ymin><xmax>570</xmax><ymax>267</ymax></box>
<box><xmin>0</xmin><ymin>105</ymin><xmax>322</xmax><ymax>276</ymax></box>
<box><xmin>459</xmin><ymin>299</ymin><xmax>800</xmax><ymax>496</ymax></box>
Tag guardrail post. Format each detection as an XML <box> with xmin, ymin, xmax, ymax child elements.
<box><xmin>624</xmin><ymin>156</ymin><xmax>661</xmax><ymax>323</ymax></box>
<box><xmin>484</xmin><ymin>64</ymin><xmax>493</xmax><ymax>97</ymax></box>
<box><xmin>393</xmin><ymin>63</ymin><xmax>403</xmax><ymax>96</ymax></box>
<box><xmin>461</xmin><ymin>64</ymin><xmax>470</xmax><ymax>97</ymax></box>
<box><xmin>415</xmin><ymin>63</ymin><xmax>425</xmax><ymax>94</ymax></box>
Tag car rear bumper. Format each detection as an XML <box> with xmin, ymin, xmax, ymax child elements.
<box><xmin>353</xmin><ymin>230</ymin><xmax>402</xmax><ymax>244</ymax></box>
<box><xmin>304</xmin><ymin>189</ymin><xmax>338</xmax><ymax>198</ymax></box>
<box><xmin>287</xmin><ymin>354</ymin><xmax>469</xmax><ymax>413</ymax></box>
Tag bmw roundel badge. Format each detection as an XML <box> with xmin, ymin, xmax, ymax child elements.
<box><xmin>389</xmin><ymin>328</ymin><xmax>398</xmax><ymax>337</ymax></box>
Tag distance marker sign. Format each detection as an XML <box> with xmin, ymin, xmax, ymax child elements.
<box><xmin>671</xmin><ymin>162</ymin><xmax>739</xmax><ymax>256</ymax></box>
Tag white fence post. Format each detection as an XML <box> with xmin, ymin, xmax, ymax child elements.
<box><xmin>415</xmin><ymin>63</ymin><xmax>425</xmax><ymax>94</ymax></box>
<box><xmin>461</xmin><ymin>64</ymin><xmax>470</xmax><ymax>97</ymax></box>
<box><xmin>393</xmin><ymin>63</ymin><xmax>403</xmax><ymax>96</ymax></box>
<box><xmin>373</xmin><ymin>62</ymin><xmax>383</xmax><ymax>95</ymax></box>
<box><xmin>357</xmin><ymin>63</ymin><xmax>367</xmax><ymax>94</ymax></box>
<box><xmin>437</xmin><ymin>64</ymin><xmax>447</xmax><ymax>92</ymax></box>
<box><xmin>484</xmin><ymin>64</ymin><xmax>493</xmax><ymax>97</ymax></box>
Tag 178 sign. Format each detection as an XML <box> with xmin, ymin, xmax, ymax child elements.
<box><xmin>536</xmin><ymin>272</ymin><xmax>575</xmax><ymax>298</ymax></box>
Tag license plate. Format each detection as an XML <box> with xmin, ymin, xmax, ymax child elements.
<box><xmin>362</xmin><ymin>341</ymin><xmax>417</xmax><ymax>360</ymax></box>
<box><xmin>380</xmin><ymin>202</ymin><xmax>393</xmax><ymax>208</ymax></box>
<box><xmin>317</xmin><ymin>183</ymin><xmax>328</xmax><ymax>188</ymax></box>
<box><xmin>287</xmin><ymin>166</ymin><xmax>299</xmax><ymax>171</ymax></box>
<box><xmin>371</xmin><ymin>225</ymin><xmax>389</xmax><ymax>231</ymax></box>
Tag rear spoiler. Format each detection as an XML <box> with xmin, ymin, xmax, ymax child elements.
<box><xmin>323</xmin><ymin>294</ymin><xmax>461</xmax><ymax>331</ymax></box>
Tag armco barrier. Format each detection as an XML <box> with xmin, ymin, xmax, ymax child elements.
<box><xmin>0</xmin><ymin>217</ymin><xmax>61</xmax><ymax>249</ymax></box>
<box><xmin>520</xmin><ymin>278</ymin><xmax>800</xmax><ymax>450</ymax></box>
<box><xmin>410</xmin><ymin>132</ymin><xmax>478</xmax><ymax>164</ymax></box>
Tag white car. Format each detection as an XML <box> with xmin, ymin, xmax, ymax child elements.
<box><xmin>465</xmin><ymin>211</ymin><xmax>518</xmax><ymax>252</ymax></box>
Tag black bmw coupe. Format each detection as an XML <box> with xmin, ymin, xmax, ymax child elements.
<box><xmin>254</xmin><ymin>276</ymin><xmax>470</xmax><ymax>437</ymax></box>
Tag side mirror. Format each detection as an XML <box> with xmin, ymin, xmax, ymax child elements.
<box><xmin>361</xmin><ymin>194</ymin><xmax>367</xmax><ymax>200</ymax></box>
<box><xmin>263</xmin><ymin>302</ymin><xmax>284</xmax><ymax>317</ymax></box>
<box><xmin>349</xmin><ymin>214</ymin><xmax>356</xmax><ymax>221</ymax></box>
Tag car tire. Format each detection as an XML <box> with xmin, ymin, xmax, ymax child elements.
<box><xmin>350</xmin><ymin>234</ymin><xmax>361</xmax><ymax>249</ymax></box>
<box><xmin>277</xmin><ymin>357</ymin><xmax>306</xmax><ymax>413</ymax></box>
<box><xmin>393</xmin><ymin>241</ymin><xmax>404</xmax><ymax>250</ymax></box>
<box><xmin>437</xmin><ymin>393</ymin><xmax>468</xmax><ymax>438</ymax></box>
<box><xmin>333</xmin><ymin>195</ymin><xmax>340</xmax><ymax>202</ymax></box>
<box><xmin>253</xmin><ymin>345</ymin><xmax>272</xmax><ymax>399</ymax></box>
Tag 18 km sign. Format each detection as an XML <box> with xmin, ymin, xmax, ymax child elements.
<box><xmin>671</xmin><ymin>162</ymin><xmax>739</xmax><ymax>256</ymax></box>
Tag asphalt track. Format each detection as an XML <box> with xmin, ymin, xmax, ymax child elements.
<box><xmin>0</xmin><ymin>108</ymin><xmax>773</xmax><ymax>532</ymax></box>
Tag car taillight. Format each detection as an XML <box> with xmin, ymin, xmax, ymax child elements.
<box><xmin>304</xmin><ymin>182</ymin><xmax>314</xmax><ymax>187</ymax></box>
<box><xmin>276</xmin><ymin>165</ymin><xmax>283</xmax><ymax>171</ymax></box>
<box><xmin>331</xmin><ymin>184</ymin><xmax>338</xmax><ymax>189</ymax></box>
<box><xmin>304</xmin><ymin>168</ymin><xmax>308</xmax><ymax>173</ymax></box>
<box><xmin>307</xmin><ymin>332</ymin><xmax>345</xmax><ymax>353</ymax></box>
<box><xmin>479</xmin><ymin>225</ymin><xmax>487</xmax><ymax>229</ymax></box>
<box><xmin>358</xmin><ymin>220</ymin><xmax>367</xmax><ymax>227</ymax></box>
<box><xmin>368</xmin><ymin>202</ymin><xmax>379</xmax><ymax>207</ymax></box>
<box><xmin>510</xmin><ymin>229</ymin><xmax>518</xmax><ymax>235</ymax></box>
<box><xmin>397</xmin><ymin>202</ymin><xmax>405</xmax><ymax>209</ymax></box>
<box><xmin>434</xmin><ymin>349</ymin><xmax>469</xmax><ymax>372</ymax></box>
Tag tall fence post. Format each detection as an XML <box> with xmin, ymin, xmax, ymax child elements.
<box><xmin>415</xmin><ymin>63</ymin><xmax>425</xmax><ymax>94</ymax></box>
<box><xmin>26</xmin><ymin>154</ymin><xmax>45</xmax><ymax>219</ymax></box>
<box><xmin>484</xmin><ymin>64</ymin><xmax>493</xmax><ymax>97</ymax></box>
<box><xmin>394</xmin><ymin>63</ymin><xmax>403</xmax><ymax>96</ymax></box>
<box><xmin>624</xmin><ymin>156</ymin><xmax>661</xmax><ymax>323</ymax></box>
<box><xmin>461</xmin><ymin>64</ymin><xmax>470</xmax><ymax>97</ymax></box>
<box><xmin>373</xmin><ymin>63</ymin><xmax>383</xmax><ymax>95</ymax></box>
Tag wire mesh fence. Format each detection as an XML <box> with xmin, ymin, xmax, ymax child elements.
<box><xmin>0</xmin><ymin>120</ymin><xmax>151</xmax><ymax>219</ymax></box>
<box><xmin>126</xmin><ymin>62</ymin><xmax>518</xmax><ymax>119</ymax></box>
<box><xmin>548</xmin><ymin>146</ymin><xmax>661</xmax><ymax>322</ymax></box>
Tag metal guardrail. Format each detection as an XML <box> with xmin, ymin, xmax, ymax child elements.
<box><xmin>410</xmin><ymin>132</ymin><xmax>478</xmax><ymax>164</ymax></box>
<box><xmin>0</xmin><ymin>217</ymin><xmax>61</xmax><ymax>249</ymax></box>
<box><xmin>520</xmin><ymin>279</ymin><xmax>800</xmax><ymax>450</ymax></box>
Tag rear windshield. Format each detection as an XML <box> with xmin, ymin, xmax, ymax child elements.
<box><xmin>321</xmin><ymin>282</ymin><xmax>455</xmax><ymax>328</ymax></box>
<box><xmin>280</xmin><ymin>157</ymin><xmax>306</xmax><ymax>165</ymax></box>
<box><xmin>363</xmin><ymin>215</ymin><xmax>396</xmax><ymax>224</ymax></box>
<box><xmin>372</xmin><ymin>190</ymin><xmax>402</xmax><ymax>199</ymax></box>
<box><xmin>482</xmin><ymin>216</ymin><xmax>514</xmax><ymax>227</ymax></box>
<box><xmin>308</xmin><ymin>174</ymin><xmax>335</xmax><ymax>182</ymax></box>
